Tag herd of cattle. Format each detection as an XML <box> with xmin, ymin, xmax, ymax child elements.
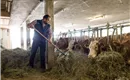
<box><xmin>1</xmin><ymin>32</ymin><xmax>130</xmax><ymax>64</ymax></box>
<box><xmin>54</xmin><ymin>33</ymin><xmax>130</xmax><ymax>64</ymax></box>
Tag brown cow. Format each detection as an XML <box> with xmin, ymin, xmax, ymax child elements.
<box><xmin>55</xmin><ymin>38</ymin><xmax>90</xmax><ymax>54</ymax></box>
<box><xmin>88</xmin><ymin>34</ymin><xmax>130</xmax><ymax>64</ymax></box>
<box><xmin>72</xmin><ymin>39</ymin><xmax>90</xmax><ymax>55</ymax></box>
<box><xmin>56</xmin><ymin>38</ymin><xmax>69</xmax><ymax>50</ymax></box>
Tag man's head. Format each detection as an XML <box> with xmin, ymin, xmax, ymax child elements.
<box><xmin>43</xmin><ymin>14</ymin><xmax>50</xmax><ymax>23</ymax></box>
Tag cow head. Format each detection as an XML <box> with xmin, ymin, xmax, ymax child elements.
<box><xmin>56</xmin><ymin>38</ymin><xmax>68</xmax><ymax>49</ymax></box>
<box><xmin>67</xmin><ymin>40</ymin><xmax>75</xmax><ymax>50</ymax></box>
<box><xmin>88</xmin><ymin>40</ymin><xmax>99</xmax><ymax>58</ymax></box>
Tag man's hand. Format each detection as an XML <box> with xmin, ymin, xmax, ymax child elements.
<box><xmin>27</xmin><ymin>20</ymin><xmax>37</xmax><ymax>28</ymax></box>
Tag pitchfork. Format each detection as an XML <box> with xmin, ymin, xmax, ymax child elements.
<box><xmin>32</xmin><ymin>26</ymin><xmax>65</xmax><ymax>55</ymax></box>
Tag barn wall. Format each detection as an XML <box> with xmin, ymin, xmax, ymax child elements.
<box><xmin>0</xmin><ymin>28</ymin><xmax>11</xmax><ymax>49</ymax></box>
<box><xmin>10</xmin><ymin>27</ymin><xmax>21</xmax><ymax>49</ymax></box>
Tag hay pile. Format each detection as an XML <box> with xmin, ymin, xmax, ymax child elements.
<box><xmin>85</xmin><ymin>51</ymin><xmax>130</xmax><ymax>80</ymax></box>
<box><xmin>1</xmin><ymin>48</ymin><xmax>31</xmax><ymax>78</ymax></box>
<box><xmin>1</xmin><ymin>47</ymin><xmax>130</xmax><ymax>80</ymax></box>
<box><xmin>1</xmin><ymin>48</ymin><xmax>30</xmax><ymax>71</ymax></box>
<box><xmin>45</xmin><ymin>51</ymin><xmax>130</xmax><ymax>80</ymax></box>
<box><xmin>1</xmin><ymin>47</ymin><xmax>44</xmax><ymax>78</ymax></box>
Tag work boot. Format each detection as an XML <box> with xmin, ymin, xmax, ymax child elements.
<box><xmin>27</xmin><ymin>63</ymin><xmax>34</xmax><ymax>68</ymax></box>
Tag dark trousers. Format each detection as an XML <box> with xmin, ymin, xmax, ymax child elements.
<box><xmin>29</xmin><ymin>39</ymin><xmax>46</xmax><ymax>69</ymax></box>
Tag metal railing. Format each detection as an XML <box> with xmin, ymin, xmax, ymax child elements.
<box><xmin>55</xmin><ymin>21</ymin><xmax>130</xmax><ymax>41</ymax></box>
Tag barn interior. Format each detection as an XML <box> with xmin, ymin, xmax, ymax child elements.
<box><xmin>1</xmin><ymin>0</ymin><xmax>130</xmax><ymax>80</ymax></box>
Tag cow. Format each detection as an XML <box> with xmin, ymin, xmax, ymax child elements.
<box><xmin>55</xmin><ymin>38</ymin><xmax>94</xmax><ymax>55</ymax></box>
<box><xmin>56</xmin><ymin>38</ymin><xmax>69</xmax><ymax>50</ymax></box>
<box><xmin>87</xmin><ymin>33</ymin><xmax>130</xmax><ymax>65</ymax></box>
<box><xmin>88</xmin><ymin>40</ymin><xmax>99</xmax><ymax>58</ymax></box>
<box><xmin>56</xmin><ymin>39</ymin><xmax>75</xmax><ymax>61</ymax></box>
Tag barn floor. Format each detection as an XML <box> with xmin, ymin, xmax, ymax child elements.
<box><xmin>1</xmin><ymin>70</ymin><xmax>58</xmax><ymax>80</ymax></box>
<box><xmin>2</xmin><ymin>75</ymin><xmax>57</xmax><ymax>80</ymax></box>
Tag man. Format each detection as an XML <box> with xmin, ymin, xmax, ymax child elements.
<box><xmin>27</xmin><ymin>14</ymin><xmax>52</xmax><ymax>70</ymax></box>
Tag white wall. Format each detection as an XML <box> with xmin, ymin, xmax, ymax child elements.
<box><xmin>10</xmin><ymin>27</ymin><xmax>21</xmax><ymax>49</ymax></box>
<box><xmin>0</xmin><ymin>29</ymin><xmax>11</xmax><ymax>49</ymax></box>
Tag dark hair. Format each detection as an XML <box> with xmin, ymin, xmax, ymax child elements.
<box><xmin>43</xmin><ymin>14</ymin><xmax>50</xmax><ymax>19</ymax></box>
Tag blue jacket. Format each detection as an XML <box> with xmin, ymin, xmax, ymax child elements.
<box><xmin>33</xmin><ymin>20</ymin><xmax>50</xmax><ymax>42</ymax></box>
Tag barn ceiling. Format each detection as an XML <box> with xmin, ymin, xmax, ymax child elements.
<box><xmin>8</xmin><ymin>0</ymin><xmax>130</xmax><ymax>32</ymax></box>
<box><xmin>53</xmin><ymin>0</ymin><xmax>130</xmax><ymax>32</ymax></box>
<box><xmin>9</xmin><ymin>0</ymin><xmax>39</xmax><ymax>27</ymax></box>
